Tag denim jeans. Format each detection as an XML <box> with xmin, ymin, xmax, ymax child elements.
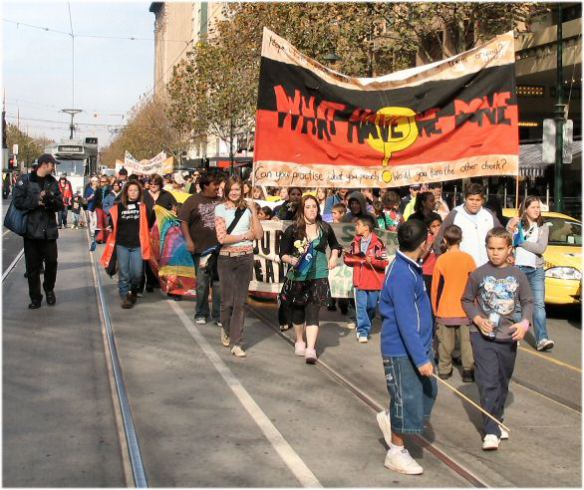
<box><xmin>354</xmin><ymin>288</ymin><xmax>379</xmax><ymax>337</ymax></box>
<box><xmin>383</xmin><ymin>356</ymin><xmax>437</xmax><ymax>434</ymax></box>
<box><xmin>57</xmin><ymin>209</ymin><xmax>68</xmax><ymax>227</ymax></box>
<box><xmin>116</xmin><ymin>245</ymin><xmax>143</xmax><ymax>298</ymax></box>
<box><xmin>516</xmin><ymin>266</ymin><xmax>549</xmax><ymax>343</ymax></box>
<box><xmin>192</xmin><ymin>253</ymin><xmax>221</xmax><ymax>321</ymax></box>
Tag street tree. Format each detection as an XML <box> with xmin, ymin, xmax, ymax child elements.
<box><xmin>6</xmin><ymin>124</ymin><xmax>53</xmax><ymax>169</ymax></box>
<box><xmin>100</xmin><ymin>96</ymin><xmax>189</xmax><ymax>166</ymax></box>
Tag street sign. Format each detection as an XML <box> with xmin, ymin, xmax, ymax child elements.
<box><xmin>12</xmin><ymin>143</ymin><xmax>18</xmax><ymax>155</ymax></box>
<box><xmin>542</xmin><ymin>119</ymin><xmax>574</xmax><ymax>164</ymax></box>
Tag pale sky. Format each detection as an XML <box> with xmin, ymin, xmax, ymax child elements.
<box><xmin>2</xmin><ymin>0</ymin><xmax>156</xmax><ymax>149</ymax></box>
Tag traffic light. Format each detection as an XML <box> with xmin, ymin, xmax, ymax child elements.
<box><xmin>8</xmin><ymin>156</ymin><xmax>16</xmax><ymax>169</ymax></box>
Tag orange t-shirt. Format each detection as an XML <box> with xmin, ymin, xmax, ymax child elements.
<box><xmin>431</xmin><ymin>249</ymin><xmax>476</xmax><ymax>322</ymax></box>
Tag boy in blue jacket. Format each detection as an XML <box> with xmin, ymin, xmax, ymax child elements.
<box><xmin>376</xmin><ymin>219</ymin><xmax>436</xmax><ymax>475</ymax></box>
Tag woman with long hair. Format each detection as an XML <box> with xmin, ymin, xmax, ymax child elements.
<box><xmin>100</xmin><ymin>180</ymin><xmax>152</xmax><ymax>309</ymax></box>
<box><xmin>252</xmin><ymin>185</ymin><xmax>266</xmax><ymax>201</ymax></box>
<box><xmin>408</xmin><ymin>191</ymin><xmax>441</xmax><ymax>226</ymax></box>
<box><xmin>242</xmin><ymin>180</ymin><xmax>253</xmax><ymax>199</ymax></box>
<box><xmin>507</xmin><ymin>196</ymin><xmax>554</xmax><ymax>351</ymax></box>
<box><xmin>316</xmin><ymin>188</ymin><xmax>329</xmax><ymax>214</ymax></box>
<box><xmin>215</xmin><ymin>177</ymin><xmax>263</xmax><ymax>357</ymax></box>
<box><xmin>279</xmin><ymin>195</ymin><xmax>342</xmax><ymax>364</ymax></box>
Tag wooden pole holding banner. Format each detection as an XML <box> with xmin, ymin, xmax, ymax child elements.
<box><xmin>515</xmin><ymin>175</ymin><xmax>520</xmax><ymax>212</ymax></box>
<box><xmin>432</xmin><ymin>373</ymin><xmax>511</xmax><ymax>434</ymax></box>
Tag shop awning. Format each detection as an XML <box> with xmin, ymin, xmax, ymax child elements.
<box><xmin>520</xmin><ymin>140</ymin><xmax>582</xmax><ymax>178</ymax></box>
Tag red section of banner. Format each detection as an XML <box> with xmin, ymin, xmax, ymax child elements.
<box><xmin>254</xmin><ymin>106</ymin><xmax>519</xmax><ymax>167</ymax></box>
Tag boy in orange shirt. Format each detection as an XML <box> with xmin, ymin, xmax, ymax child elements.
<box><xmin>431</xmin><ymin>224</ymin><xmax>476</xmax><ymax>382</ymax></box>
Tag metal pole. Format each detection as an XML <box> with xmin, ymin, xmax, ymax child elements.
<box><xmin>504</xmin><ymin>183</ymin><xmax>508</xmax><ymax>208</ymax></box>
<box><xmin>546</xmin><ymin>183</ymin><xmax>550</xmax><ymax>206</ymax></box>
<box><xmin>554</xmin><ymin>4</ymin><xmax>565</xmax><ymax>213</ymax></box>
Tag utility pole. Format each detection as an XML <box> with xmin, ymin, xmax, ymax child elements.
<box><xmin>61</xmin><ymin>108</ymin><xmax>82</xmax><ymax>140</ymax></box>
<box><xmin>554</xmin><ymin>4</ymin><xmax>566</xmax><ymax>213</ymax></box>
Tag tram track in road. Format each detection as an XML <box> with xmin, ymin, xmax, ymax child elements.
<box><xmin>86</xmin><ymin>231</ymin><xmax>148</xmax><ymax>488</ymax></box>
<box><xmin>246</xmin><ymin>302</ymin><xmax>489</xmax><ymax>488</ymax></box>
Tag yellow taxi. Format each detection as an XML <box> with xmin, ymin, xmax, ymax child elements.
<box><xmin>503</xmin><ymin>209</ymin><xmax>582</xmax><ymax>304</ymax></box>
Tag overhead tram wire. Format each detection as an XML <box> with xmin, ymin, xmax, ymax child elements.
<box><xmin>2</xmin><ymin>18</ymin><xmax>189</xmax><ymax>44</ymax></box>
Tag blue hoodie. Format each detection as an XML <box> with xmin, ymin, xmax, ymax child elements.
<box><xmin>379</xmin><ymin>250</ymin><xmax>433</xmax><ymax>367</ymax></box>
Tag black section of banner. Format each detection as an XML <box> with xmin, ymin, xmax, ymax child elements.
<box><xmin>257</xmin><ymin>57</ymin><xmax>516</xmax><ymax>119</ymax></box>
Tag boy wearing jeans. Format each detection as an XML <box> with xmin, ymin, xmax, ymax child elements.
<box><xmin>376</xmin><ymin>219</ymin><xmax>436</xmax><ymax>475</ymax></box>
<box><xmin>343</xmin><ymin>215</ymin><xmax>388</xmax><ymax>342</ymax></box>
<box><xmin>462</xmin><ymin>227</ymin><xmax>533</xmax><ymax>450</ymax></box>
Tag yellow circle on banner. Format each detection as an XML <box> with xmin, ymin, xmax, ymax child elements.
<box><xmin>382</xmin><ymin>170</ymin><xmax>393</xmax><ymax>184</ymax></box>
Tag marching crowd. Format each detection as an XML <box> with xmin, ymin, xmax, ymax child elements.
<box><xmin>11</xmin><ymin>156</ymin><xmax>555</xmax><ymax>475</ymax></box>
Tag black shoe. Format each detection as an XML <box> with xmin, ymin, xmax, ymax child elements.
<box><xmin>438</xmin><ymin>369</ymin><xmax>453</xmax><ymax>380</ymax></box>
<box><xmin>339</xmin><ymin>305</ymin><xmax>348</xmax><ymax>315</ymax></box>
<box><xmin>462</xmin><ymin>369</ymin><xmax>475</xmax><ymax>383</ymax></box>
<box><xmin>146</xmin><ymin>285</ymin><xmax>154</xmax><ymax>293</ymax></box>
<box><xmin>28</xmin><ymin>300</ymin><xmax>42</xmax><ymax>309</ymax></box>
<box><xmin>327</xmin><ymin>304</ymin><xmax>337</xmax><ymax>311</ymax></box>
<box><xmin>129</xmin><ymin>292</ymin><xmax>138</xmax><ymax>305</ymax></box>
<box><xmin>45</xmin><ymin>291</ymin><xmax>56</xmax><ymax>306</ymax></box>
<box><xmin>24</xmin><ymin>272</ymin><xmax>28</xmax><ymax>278</ymax></box>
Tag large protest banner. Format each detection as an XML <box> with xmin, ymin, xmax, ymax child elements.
<box><xmin>115</xmin><ymin>151</ymin><xmax>174</xmax><ymax>175</ymax></box>
<box><xmin>254</xmin><ymin>28</ymin><xmax>519</xmax><ymax>188</ymax></box>
<box><xmin>249</xmin><ymin>220</ymin><xmax>397</xmax><ymax>298</ymax></box>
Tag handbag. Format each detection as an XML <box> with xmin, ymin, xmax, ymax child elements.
<box><xmin>204</xmin><ymin>207</ymin><xmax>247</xmax><ymax>280</ymax></box>
<box><xmin>4</xmin><ymin>175</ymin><xmax>29</xmax><ymax>236</ymax></box>
<box><xmin>105</xmin><ymin>246</ymin><xmax>118</xmax><ymax>277</ymax></box>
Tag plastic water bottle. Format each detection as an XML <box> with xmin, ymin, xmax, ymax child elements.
<box><xmin>488</xmin><ymin>311</ymin><xmax>500</xmax><ymax>339</ymax></box>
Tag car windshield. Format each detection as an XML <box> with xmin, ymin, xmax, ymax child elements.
<box><xmin>56</xmin><ymin>159</ymin><xmax>86</xmax><ymax>176</ymax></box>
<box><xmin>546</xmin><ymin>218</ymin><xmax>582</xmax><ymax>246</ymax></box>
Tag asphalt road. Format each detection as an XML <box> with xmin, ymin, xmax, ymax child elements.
<box><xmin>2</xmin><ymin>203</ymin><xmax>581</xmax><ymax>486</ymax></box>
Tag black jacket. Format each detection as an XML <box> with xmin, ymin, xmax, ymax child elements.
<box><xmin>279</xmin><ymin>221</ymin><xmax>342</xmax><ymax>259</ymax></box>
<box><xmin>12</xmin><ymin>171</ymin><xmax>64</xmax><ymax>240</ymax></box>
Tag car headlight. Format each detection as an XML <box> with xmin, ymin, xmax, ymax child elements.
<box><xmin>545</xmin><ymin>267</ymin><xmax>582</xmax><ymax>281</ymax></box>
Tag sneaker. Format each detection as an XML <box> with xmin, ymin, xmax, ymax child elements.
<box><xmin>358</xmin><ymin>335</ymin><xmax>368</xmax><ymax>343</ymax></box>
<box><xmin>482</xmin><ymin>434</ymin><xmax>500</xmax><ymax>450</ymax></box>
<box><xmin>220</xmin><ymin>327</ymin><xmax>230</xmax><ymax>348</ymax></box>
<box><xmin>305</xmin><ymin>348</ymin><xmax>317</xmax><ymax>364</ymax></box>
<box><xmin>376</xmin><ymin>410</ymin><xmax>392</xmax><ymax>448</ymax></box>
<box><xmin>195</xmin><ymin>317</ymin><xmax>207</xmax><ymax>325</ymax></box>
<box><xmin>499</xmin><ymin>427</ymin><xmax>509</xmax><ymax>440</ymax></box>
<box><xmin>231</xmin><ymin>345</ymin><xmax>247</xmax><ymax>358</ymax></box>
<box><xmin>384</xmin><ymin>448</ymin><xmax>423</xmax><ymax>475</ymax></box>
<box><xmin>346</xmin><ymin>321</ymin><xmax>356</xmax><ymax>330</ymax></box>
<box><xmin>294</xmin><ymin>341</ymin><xmax>306</xmax><ymax>356</ymax></box>
<box><xmin>462</xmin><ymin>369</ymin><xmax>475</xmax><ymax>383</ymax></box>
<box><xmin>280</xmin><ymin>324</ymin><xmax>291</xmax><ymax>332</ymax></box>
<box><xmin>216</xmin><ymin>321</ymin><xmax>223</xmax><ymax>328</ymax></box>
<box><xmin>438</xmin><ymin>369</ymin><xmax>453</xmax><ymax>380</ymax></box>
<box><xmin>536</xmin><ymin>339</ymin><xmax>555</xmax><ymax>351</ymax></box>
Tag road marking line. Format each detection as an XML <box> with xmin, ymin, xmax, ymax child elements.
<box><xmin>2</xmin><ymin>249</ymin><xmax>24</xmax><ymax>282</ymax></box>
<box><xmin>518</xmin><ymin>346</ymin><xmax>581</xmax><ymax>373</ymax></box>
<box><xmin>169</xmin><ymin>300</ymin><xmax>322</xmax><ymax>488</ymax></box>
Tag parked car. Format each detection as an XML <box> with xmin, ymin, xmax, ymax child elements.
<box><xmin>504</xmin><ymin>209</ymin><xmax>582</xmax><ymax>304</ymax></box>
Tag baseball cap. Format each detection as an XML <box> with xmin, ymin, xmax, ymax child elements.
<box><xmin>37</xmin><ymin>153</ymin><xmax>58</xmax><ymax>165</ymax></box>
<box><xmin>409</xmin><ymin>184</ymin><xmax>421</xmax><ymax>190</ymax></box>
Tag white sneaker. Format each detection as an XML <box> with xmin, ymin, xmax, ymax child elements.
<box><xmin>346</xmin><ymin>321</ymin><xmax>356</xmax><ymax>330</ymax></box>
<box><xmin>384</xmin><ymin>448</ymin><xmax>423</xmax><ymax>475</ymax></box>
<box><xmin>376</xmin><ymin>410</ymin><xmax>392</xmax><ymax>447</ymax></box>
<box><xmin>358</xmin><ymin>335</ymin><xmax>368</xmax><ymax>343</ymax></box>
<box><xmin>231</xmin><ymin>345</ymin><xmax>247</xmax><ymax>358</ymax></box>
<box><xmin>220</xmin><ymin>327</ymin><xmax>230</xmax><ymax>348</ymax></box>
<box><xmin>482</xmin><ymin>434</ymin><xmax>500</xmax><ymax>450</ymax></box>
<box><xmin>499</xmin><ymin>427</ymin><xmax>509</xmax><ymax>440</ymax></box>
<box><xmin>294</xmin><ymin>341</ymin><xmax>306</xmax><ymax>356</ymax></box>
<box><xmin>195</xmin><ymin>317</ymin><xmax>206</xmax><ymax>325</ymax></box>
<box><xmin>537</xmin><ymin>339</ymin><xmax>555</xmax><ymax>351</ymax></box>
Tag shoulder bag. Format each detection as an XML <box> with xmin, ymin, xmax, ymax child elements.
<box><xmin>4</xmin><ymin>175</ymin><xmax>29</xmax><ymax>236</ymax></box>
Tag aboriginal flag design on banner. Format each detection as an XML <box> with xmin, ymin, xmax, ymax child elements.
<box><xmin>253</xmin><ymin>28</ymin><xmax>519</xmax><ymax>188</ymax></box>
